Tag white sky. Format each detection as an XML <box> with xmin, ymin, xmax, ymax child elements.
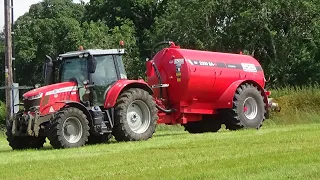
<box><xmin>0</xmin><ymin>0</ymin><xmax>89</xmax><ymax>30</ymax></box>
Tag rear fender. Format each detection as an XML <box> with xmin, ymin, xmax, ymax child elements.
<box><xmin>104</xmin><ymin>80</ymin><xmax>153</xmax><ymax>109</ymax></box>
<box><xmin>61</xmin><ymin>101</ymin><xmax>93</xmax><ymax>122</ymax></box>
<box><xmin>216</xmin><ymin>80</ymin><xmax>267</xmax><ymax>109</ymax></box>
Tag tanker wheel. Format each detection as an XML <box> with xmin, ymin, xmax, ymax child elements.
<box><xmin>87</xmin><ymin>133</ymin><xmax>112</xmax><ymax>145</ymax></box>
<box><xmin>224</xmin><ymin>83</ymin><xmax>266</xmax><ymax>130</ymax></box>
<box><xmin>6</xmin><ymin>118</ymin><xmax>46</xmax><ymax>150</ymax></box>
<box><xmin>184</xmin><ymin>115</ymin><xmax>221</xmax><ymax>133</ymax></box>
<box><xmin>112</xmin><ymin>88</ymin><xmax>158</xmax><ymax>141</ymax></box>
<box><xmin>47</xmin><ymin>107</ymin><xmax>89</xmax><ymax>149</ymax></box>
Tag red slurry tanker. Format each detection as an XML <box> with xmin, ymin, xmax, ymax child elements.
<box><xmin>6</xmin><ymin>41</ymin><xmax>279</xmax><ymax>150</ymax></box>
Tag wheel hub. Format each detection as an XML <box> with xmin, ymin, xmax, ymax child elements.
<box><xmin>127</xmin><ymin>100</ymin><xmax>151</xmax><ymax>134</ymax></box>
<box><xmin>62</xmin><ymin>117</ymin><xmax>83</xmax><ymax>144</ymax></box>
<box><xmin>66</xmin><ymin>125</ymin><xmax>76</xmax><ymax>135</ymax></box>
<box><xmin>243</xmin><ymin>97</ymin><xmax>258</xmax><ymax>120</ymax></box>
<box><xmin>131</xmin><ymin>113</ymin><xmax>138</xmax><ymax>122</ymax></box>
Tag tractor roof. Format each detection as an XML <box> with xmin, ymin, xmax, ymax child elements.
<box><xmin>59</xmin><ymin>49</ymin><xmax>125</xmax><ymax>58</ymax></box>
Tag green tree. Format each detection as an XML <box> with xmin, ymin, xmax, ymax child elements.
<box><xmin>13</xmin><ymin>0</ymin><xmax>139</xmax><ymax>86</ymax></box>
<box><xmin>81</xmin><ymin>19</ymin><xmax>141</xmax><ymax>78</ymax></box>
<box><xmin>85</xmin><ymin>0</ymin><xmax>169</xmax><ymax>70</ymax></box>
<box><xmin>152</xmin><ymin>0</ymin><xmax>320</xmax><ymax>87</ymax></box>
<box><xmin>14</xmin><ymin>0</ymin><xmax>86</xmax><ymax>85</ymax></box>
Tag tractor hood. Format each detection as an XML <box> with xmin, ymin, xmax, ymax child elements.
<box><xmin>23</xmin><ymin>82</ymin><xmax>78</xmax><ymax>100</ymax></box>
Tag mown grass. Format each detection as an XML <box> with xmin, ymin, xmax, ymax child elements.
<box><xmin>0</xmin><ymin>86</ymin><xmax>320</xmax><ymax>179</ymax></box>
<box><xmin>0</xmin><ymin>123</ymin><xmax>320</xmax><ymax>180</ymax></box>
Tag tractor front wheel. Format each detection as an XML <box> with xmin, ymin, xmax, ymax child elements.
<box><xmin>48</xmin><ymin>107</ymin><xmax>89</xmax><ymax>149</ymax></box>
<box><xmin>112</xmin><ymin>88</ymin><xmax>158</xmax><ymax>141</ymax></box>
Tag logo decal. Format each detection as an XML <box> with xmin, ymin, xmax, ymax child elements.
<box><xmin>241</xmin><ymin>63</ymin><xmax>257</xmax><ymax>72</ymax></box>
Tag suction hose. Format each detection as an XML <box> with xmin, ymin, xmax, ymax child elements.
<box><xmin>156</xmin><ymin>104</ymin><xmax>174</xmax><ymax>114</ymax></box>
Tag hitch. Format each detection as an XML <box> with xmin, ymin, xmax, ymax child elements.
<box><xmin>268</xmin><ymin>98</ymin><xmax>281</xmax><ymax>112</ymax></box>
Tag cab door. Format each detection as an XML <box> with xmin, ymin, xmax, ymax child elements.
<box><xmin>91</xmin><ymin>55</ymin><xmax>119</xmax><ymax>106</ymax></box>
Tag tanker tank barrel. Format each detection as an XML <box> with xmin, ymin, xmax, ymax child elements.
<box><xmin>147</xmin><ymin>41</ymin><xmax>279</xmax><ymax>131</ymax></box>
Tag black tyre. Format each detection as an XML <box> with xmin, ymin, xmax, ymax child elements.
<box><xmin>112</xmin><ymin>88</ymin><xmax>158</xmax><ymax>141</ymax></box>
<box><xmin>6</xmin><ymin>118</ymin><xmax>46</xmax><ymax>150</ymax></box>
<box><xmin>184</xmin><ymin>115</ymin><xmax>221</xmax><ymax>133</ymax></box>
<box><xmin>48</xmin><ymin>107</ymin><xmax>90</xmax><ymax>149</ymax></box>
<box><xmin>224</xmin><ymin>83</ymin><xmax>266</xmax><ymax>130</ymax></box>
<box><xmin>87</xmin><ymin>133</ymin><xmax>112</xmax><ymax>145</ymax></box>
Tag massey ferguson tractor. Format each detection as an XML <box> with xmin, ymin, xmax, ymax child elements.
<box><xmin>6</xmin><ymin>41</ymin><xmax>278</xmax><ymax>150</ymax></box>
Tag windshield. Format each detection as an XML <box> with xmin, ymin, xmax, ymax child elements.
<box><xmin>60</xmin><ymin>57</ymin><xmax>88</xmax><ymax>86</ymax></box>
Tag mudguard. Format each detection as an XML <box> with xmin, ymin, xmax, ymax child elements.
<box><xmin>104</xmin><ymin>79</ymin><xmax>153</xmax><ymax>109</ymax></box>
<box><xmin>40</xmin><ymin>100</ymin><xmax>92</xmax><ymax>121</ymax></box>
<box><xmin>215</xmin><ymin>80</ymin><xmax>267</xmax><ymax>109</ymax></box>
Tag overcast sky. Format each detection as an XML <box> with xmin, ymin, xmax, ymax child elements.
<box><xmin>0</xmin><ymin>0</ymin><xmax>89</xmax><ymax>30</ymax></box>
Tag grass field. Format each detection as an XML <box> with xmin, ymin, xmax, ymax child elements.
<box><xmin>0</xmin><ymin>122</ymin><xmax>320</xmax><ymax>180</ymax></box>
<box><xmin>0</xmin><ymin>86</ymin><xmax>320</xmax><ymax>179</ymax></box>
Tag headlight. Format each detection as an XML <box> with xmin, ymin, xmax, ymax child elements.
<box><xmin>28</xmin><ymin>93</ymin><xmax>43</xmax><ymax>100</ymax></box>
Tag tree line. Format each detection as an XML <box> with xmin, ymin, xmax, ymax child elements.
<box><xmin>0</xmin><ymin>0</ymin><xmax>319</xmax><ymax>102</ymax></box>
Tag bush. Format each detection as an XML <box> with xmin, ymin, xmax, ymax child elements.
<box><xmin>0</xmin><ymin>101</ymin><xmax>6</xmax><ymax>128</ymax></box>
<box><xmin>268</xmin><ymin>85</ymin><xmax>320</xmax><ymax>125</ymax></box>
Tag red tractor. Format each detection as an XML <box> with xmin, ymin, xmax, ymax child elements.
<box><xmin>6</xmin><ymin>41</ymin><xmax>278</xmax><ymax>150</ymax></box>
<box><xmin>6</xmin><ymin>47</ymin><xmax>158</xmax><ymax>149</ymax></box>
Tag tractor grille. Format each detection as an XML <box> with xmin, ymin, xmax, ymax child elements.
<box><xmin>24</xmin><ymin>98</ymin><xmax>41</xmax><ymax>110</ymax></box>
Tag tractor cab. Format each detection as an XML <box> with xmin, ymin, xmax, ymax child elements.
<box><xmin>44</xmin><ymin>48</ymin><xmax>127</xmax><ymax>106</ymax></box>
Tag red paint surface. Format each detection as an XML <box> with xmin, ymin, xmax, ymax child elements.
<box><xmin>147</xmin><ymin>46</ymin><xmax>267</xmax><ymax>124</ymax></box>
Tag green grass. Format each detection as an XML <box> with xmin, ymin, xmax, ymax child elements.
<box><xmin>0</xmin><ymin>86</ymin><xmax>320</xmax><ymax>179</ymax></box>
<box><xmin>0</xmin><ymin>123</ymin><xmax>320</xmax><ymax>180</ymax></box>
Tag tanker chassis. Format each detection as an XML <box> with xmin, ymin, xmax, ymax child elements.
<box><xmin>6</xmin><ymin>41</ymin><xmax>278</xmax><ymax>150</ymax></box>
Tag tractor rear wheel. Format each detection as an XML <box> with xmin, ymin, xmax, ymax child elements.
<box><xmin>112</xmin><ymin>88</ymin><xmax>158</xmax><ymax>141</ymax></box>
<box><xmin>6</xmin><ymin>117</ymin><xmax>46</xmax><ymax>150</ymax></box>
<box><xmin>224</xmin><ymin>83</ymin><xmax>266</xmax><ymax>130</ymax></box>
<box><xmin>48</xmin><ymin>107</ymin><xmax>89</xmax><ymax>149</ymax></box>
<box><xmin>184</xmin><ymin>115</ymin><xmax>221</xmax><ymax>133</ymax></box>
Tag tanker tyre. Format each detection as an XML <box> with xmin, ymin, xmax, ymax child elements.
<box><xmin>112</xmin><ymin>88</ymin><xmax>158</xmax><ymax>142</ymax></box>
<box><xmin>184</xmin><ymin>115</ymin><xmax>221</xmax><ymax>133</ymax></box>
<box><xmin>226</xmin><ymin>83</ymin><xmax>266</xmax><ymax>130</ymax></box>
<box><xmin>184</xmin><ymin>121</ymin><xmax>207</xmax><ymax>134</ymax></box>
<box><xmin>87</xmin><ymin>133</ymin><xmax>112</xmax><ymax>145</ymax></box>
<box><xmin>6</xmin><ymin>118</ymin><xmax>46</xmax><ymax>150</ymax></box>
<box><xmin>48</xmin><ymin>107</ymin><xmax>90</xmax><ymax>149</ymax></box>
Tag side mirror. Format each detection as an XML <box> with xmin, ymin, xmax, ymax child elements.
<box><xmin>88</xmin><ymin>55</ymin><xmax>97</xmax><ymax>73</ymax></box>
